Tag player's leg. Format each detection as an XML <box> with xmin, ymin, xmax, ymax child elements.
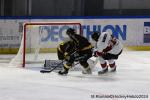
<box><xmin>79</xmin><ymin>60</ymin><xmax>92</xmax><ymax>74</ymax></box>
<box><xmin>58</xmin><ymin>62</ymin><xmax>72</xmax><ymax>75</ymax></box>
<box><xmin>57</xmin><ymin>48</ymin><xmax>64</xmax><ymax>60</ymax></box>
<box><xmin>103</xmin><ymin>51</ymin><xmax>122</xmax><ymax>72</ymax></box>
<box><xmin>79</xmin><ymin>50</ymin><xmax>92</xmax><ymax>74</ymax></box>
<box><xmin>108</xmin><ymin>59</ymin><xmax>116</xmax><ymax>72</ymax></box>
<box><xmin>98</xmin><ymin>57</ymin><xmax>108</xmax><ymax>74</ymax></box>
<box><xmin>58</xmin><ymin>53</ymin><xmax>75</xmax><ymax>75</ymax></box>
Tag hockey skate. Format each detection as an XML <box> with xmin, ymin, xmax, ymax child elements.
<box><xmin>82</xmin><ymin>67</ymin><xmax>92</xmax><ymax>74</ymax></box>
<box><xmin>58</xmin><ymin>67</ymin><xmax>69</xmax><ymax>75</ymax></box>
<box><xmin>98</xmin><ymin>67</ymin><xmax>108</xmax><ymax>75</ymax></box>
<box><xmin>110</xmin><ymin>67</ymin><xmax>116</xmax><ymax>72</ymax></box>
<box><xmin>58</xmin><ymin>70</ymin><xmax>68</xmax><ymax>75</ymax></box>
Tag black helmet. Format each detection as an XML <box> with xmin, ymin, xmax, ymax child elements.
<box><xmin>66</xmin><ymin>28</ymin><xmax>75</xmax><ymax>35</ymax></box>
<box><xmin>91</xmin><ymin>31</ymin><xmax>100</xmax><ymax>42</ymax></box>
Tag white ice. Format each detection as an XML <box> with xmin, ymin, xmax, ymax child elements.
<box><xmin>0</xmin><ymin>51</ymin><xmax>150</xmax><ymax>100</ymax></box>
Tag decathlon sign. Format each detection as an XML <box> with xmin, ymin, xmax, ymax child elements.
<box><xmin>82</xmin><ymin>24</ymin><xmax>127</xmax><ymax>40</ymax></box>
<box><xmin>0</xmin><ymin>17</ymin><xmax>150</xmax><ymax>51</ymax></box>
<box><xmin>35</xmin><ymin>24</ymin><xmax>127</xmax><ymax>42</ymax></box>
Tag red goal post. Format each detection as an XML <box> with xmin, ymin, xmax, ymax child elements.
<box><xmin>10</xmin><ymin>22</ymin><xmax>82</xmax><ymax>68</ymax></box>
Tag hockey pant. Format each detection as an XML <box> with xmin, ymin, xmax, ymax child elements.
<box><xmin>99</xmin><ymin>50</ymin><xmax>122</xmax><ymax>69</ymax></box>
<box><xmin>102</xmin><ymin>50</ymin><xmax>123</xmax><ymax>60</ymax></box>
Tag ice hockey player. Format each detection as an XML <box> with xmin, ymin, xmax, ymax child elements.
<box><xmin>91</xmin><ymin>31</ymin><xmax>123</xmax><ymax>74</ymax></box>
<box><xmin>58</xmin><ymin>28</ymin><xmax>93</xmax><ymax>75</ymax></box>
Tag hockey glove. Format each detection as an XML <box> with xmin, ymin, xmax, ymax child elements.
<box><xmin>73</xmin><ymin>52</ymin><xmax>79</xmax><ymax>58</ymax></box>
<box><xmin>64</xmin><ymin>52</ymin><xmax>70</xmax><ymax>61</ymax></box>
<box><xmin>93</xmin><ymin>51</ymin><xmax>104</xmax><ymax>57</ymax></box>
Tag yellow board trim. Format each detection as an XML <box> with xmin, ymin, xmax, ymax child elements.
<box><xmin>1</xmin><ymin>46</ymin><xmax>150</xmax><ymax>54</ymax></box>
<box><xmin>0</xmin><ymin>48</ymin><xmax>57</xmax><ymax>54</ymax></box>
<box><xmin>126</xmin><ymin>46</ymin><xmax>150</xmax><ymax>51</ymax></box>
<box><xmin>0</xmin><ymin>48</ymin><xmax>19</xmax><ymax>54</ymax></box>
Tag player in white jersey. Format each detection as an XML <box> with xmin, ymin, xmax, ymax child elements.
<box><xmin>91</xmin><ymin>31</ymin><xmax>123</xmax><ymax>74</ymax></box>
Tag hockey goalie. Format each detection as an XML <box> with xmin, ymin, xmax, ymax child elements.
<box><xmin>57</xmin><ymin>28</ymin><xmax>93</xmax><ymax>75</ymax></box>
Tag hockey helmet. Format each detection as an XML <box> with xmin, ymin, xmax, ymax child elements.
<box><xmin>91</xmin><ymin>31</ymin><xmax>100</xmax><ymax>42</ymax></box>
<box><xmin>66</xmin><ymin>28</ymin><xmax>75</xmax><ymax>35</ymax></box>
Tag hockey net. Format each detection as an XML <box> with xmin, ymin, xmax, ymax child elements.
<box><xmin>9</xmin><ymin>22</ymin><xmax>82</xmax><ymax>67</ymax></box>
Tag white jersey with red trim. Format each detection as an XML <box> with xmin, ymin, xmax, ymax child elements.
<box><xmin>97</xmin><ymin>32</ymin><xmax>123</xmax><ymax>55</ymax></box>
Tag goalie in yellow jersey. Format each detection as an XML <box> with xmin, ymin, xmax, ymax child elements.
<box><xmin>57</xmin><ymin>28</ymin><xmax>93</xmax><ymax>75</ymax></box>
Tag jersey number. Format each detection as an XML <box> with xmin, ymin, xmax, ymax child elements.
<box><xmin>102</xmin><ymin>34</ymin><xmax>107</xmax><ymax>42</ymax></box>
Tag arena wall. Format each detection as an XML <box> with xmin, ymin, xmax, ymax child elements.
<box><xmin>0</xmin><ymin>16</ymin><xmax>150</xmax><ymax>53</ymax></box>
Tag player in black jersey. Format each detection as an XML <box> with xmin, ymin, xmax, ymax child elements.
<box><xmin>58</xmin><ymin>28</ymin><xmax>93</xmax><ymax>75</ymax></box>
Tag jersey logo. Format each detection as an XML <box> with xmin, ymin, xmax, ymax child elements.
<box><xmin>102</xmin><ymin>34</ymin><xmax>107</xmax><ymax>42</ymax></box>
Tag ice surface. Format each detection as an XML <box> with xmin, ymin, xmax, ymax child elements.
<box><xmin>0</xmin><ymin>51</ymin><xmax>150</xmax><ymax>100</ymax></box>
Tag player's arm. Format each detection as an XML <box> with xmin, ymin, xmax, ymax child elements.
<box><xmin>93</xmin><ymin>32</ymin><xmax>110</xmax><ymax>57</ymax></box>
<box><xmin>103</xmin><ymin>37</ymin><xmax>117</xmax><ymax>52</ymax></box>
<box><xmin>94</xmin><ymin>43</ymin><xmax>106</xmax><ymax>57</ymax></box>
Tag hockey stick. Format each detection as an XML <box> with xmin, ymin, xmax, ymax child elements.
<box><xmin>40</xmin><ymin>61</ymin><xmax>80</xmax><ymax>73</ymax></box>
<box><xmin>40</xmin><ymin>51</ymin><xmax>77</xmax><ymax>73</ymax></box>
<box><xmin>40</xmin><ymin>50</ymin><xmax>87</xmax><ymax>73</ymax></box>
<box><xmin>40</xmin><ymin>60</ymin><xmax>64</xmax><ymax>73</ymax></box>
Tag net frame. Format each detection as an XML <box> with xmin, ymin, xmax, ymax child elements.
<box><xmin>22</xmin><ymin>22</ymin><xmax>82</xmax><ymax>67</ymax></box>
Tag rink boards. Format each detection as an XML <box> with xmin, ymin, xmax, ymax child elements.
<box><xmin>0</xmin><ymin>16</ymin><xmax>150</xmax><ymax>53</ymax></box>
